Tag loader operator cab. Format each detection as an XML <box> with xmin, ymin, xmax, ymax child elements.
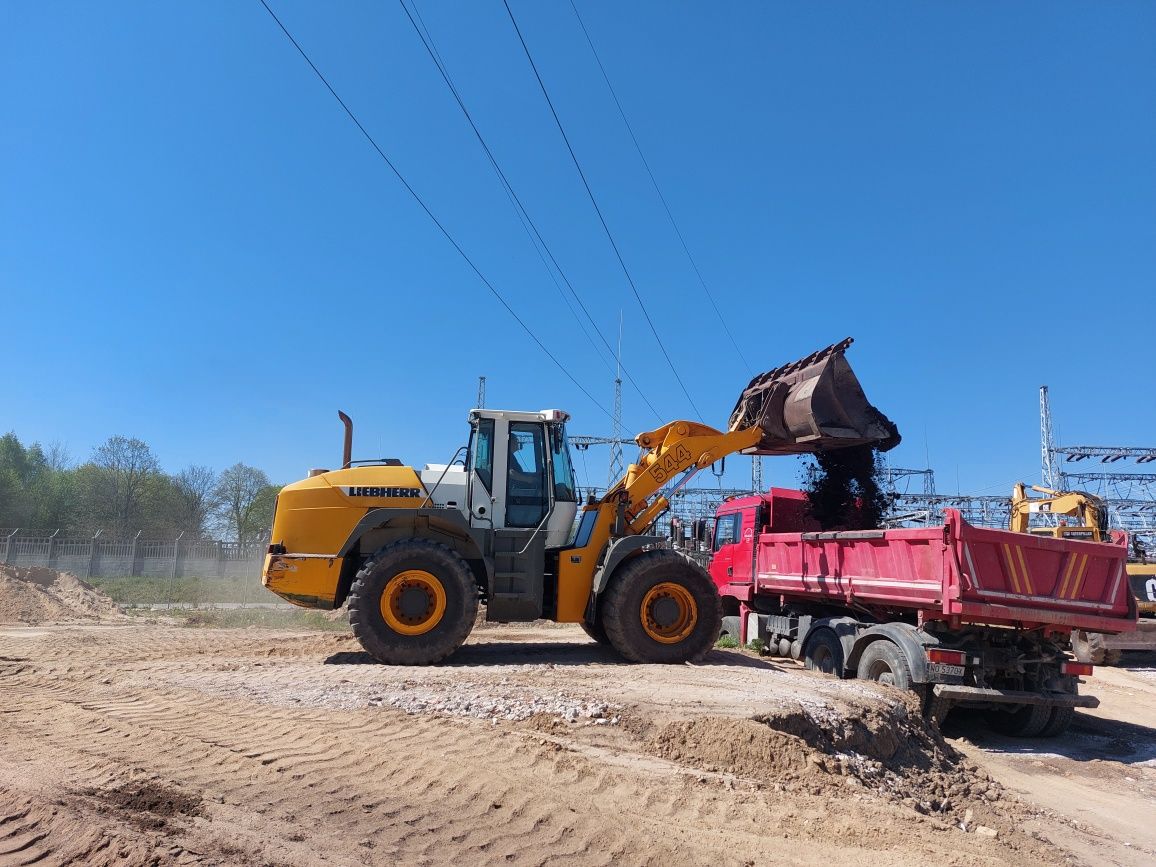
<box><xmin>465</xmin><ymin>408</ymin><xmax>578</xmax><ymax>549</ymax></box>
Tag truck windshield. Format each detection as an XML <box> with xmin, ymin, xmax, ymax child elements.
<box><xmin>550</xmin><ymin>425</ymin><xmax>576</xmax><ymax>502</ymax></box>
<box><xmin>713</xmin><ymin>512</ymin><xmax>740</xmax><ymax>551</ymax></box>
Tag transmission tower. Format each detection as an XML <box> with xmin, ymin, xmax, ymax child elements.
<box><xmin>751</xmin><ymin>456</ymin><xmax>763</xmax><ymax>493</ymax></box>
<box><xmin>1039</xmin><ymin>385</ymin><xmax>1061</xmax><ymax>527</ymax></box>
<box><xmin>476</xmin><ymin>375</ymin><xmax>486</xmax><ymax>409</ymax></box>
<box><xmin>1040</xmin><ymin>385</ymin><xmax>1060</xmax><ymax>490</ymax></box>
<box><xmin>607</xmin><ymin>313</ymin><xmax>625</xmax><ymax>487</ymax></box>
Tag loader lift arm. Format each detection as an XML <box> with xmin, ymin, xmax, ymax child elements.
<box><xmin>555</xmin><ymin>339</ymin><xmax>900</xmax><ymax>627</ymax></box>
<box><xmin>607</xmin><ymin>421</ymin><xmax>763</xmax><ymax>537</ymax></box>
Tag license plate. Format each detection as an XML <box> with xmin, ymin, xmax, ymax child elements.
<box><xmin>929</xmin><ymin>662</ymin><xmax>965</xmax><ymax>678</ymax></box>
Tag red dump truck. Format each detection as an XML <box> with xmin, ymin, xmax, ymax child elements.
<box><xmin>708</xmin><ymin>488</ymin><xmax>1138</xmax><ymax>736</ymax></box>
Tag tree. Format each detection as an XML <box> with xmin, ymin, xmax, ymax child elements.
<box><xmin>171</xmin><ymin>465</ymin><xmax>218</xmax><ymax>536</ymax></box>
<box><xmin>87</xmin><ymin>436</ymin><xmax>161</xmax><ymax>534</ymax></box>
<box><xmin>214</xmin><ymin>463</ymin><xmax>277</xmax><ymax>543</ymax></box>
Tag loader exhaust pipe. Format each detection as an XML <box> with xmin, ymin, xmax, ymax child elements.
<box><xmin>729</xmin><ymin>338</ymin><xmax>900</xmax><ymax>455</ymax></box>
<box><xmin>338</xmin><ymin>411</ymin><xmax>353</xmax><ymax>469</ymax></box>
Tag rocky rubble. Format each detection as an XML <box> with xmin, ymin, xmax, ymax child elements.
<box><xmin>373</xmin><ymin>679</ymin><xmax>620</xmax><ymax>724</ymax></box>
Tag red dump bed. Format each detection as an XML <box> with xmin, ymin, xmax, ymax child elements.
<box><xmin>752</xmin><ymin>509</ymin><xmax>1137</xmax><ymax>633</ymax></box>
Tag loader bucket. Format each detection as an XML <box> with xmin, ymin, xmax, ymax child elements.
<box><xmin>729</xmin><ymin>338</ymin><xmax>900</xmax><ymax>455</ymax></box>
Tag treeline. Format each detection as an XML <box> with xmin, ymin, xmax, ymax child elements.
<box><xmin>0</xmin><ymin>432</ymin><xmax>278</xmax><ymax>541</ymax></box>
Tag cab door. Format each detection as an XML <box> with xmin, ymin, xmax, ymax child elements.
<box><xmin>729</xmin><ymin>507</ymin><xmax>759</xmax><ymax>584</ymax></box>
<box><xmin>503</xmin><ymin>422</ymin><xmax>551</xmax><ymax>529</ymax></box>
<box><xmin>709</xmin><ymin>511</ymin><xmax>742</xmax><ymax>586</ymax></box>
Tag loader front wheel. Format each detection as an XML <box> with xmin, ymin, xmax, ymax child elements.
<box><xmin>348</xmin><ymin>539</ymin><xmax>478</xmax><ymax>665</ymax></box>
<box><xmin>580</xmin><ymin>618</ymin><xmax>610</xmax><ymax>646</ymax></box>
<box><xmin>602</xmin><ymin>551</ymin><xmax>721</xmax><ymax>664</ymax></box>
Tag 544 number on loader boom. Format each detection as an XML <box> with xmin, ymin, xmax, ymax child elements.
<box><xmin>262</xmin><ymin>339</ymin><xmax>898</xmax><ymax>665</ymax></box>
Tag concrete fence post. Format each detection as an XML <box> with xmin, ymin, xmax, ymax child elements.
<box><xmin>130</xmin><ymin>530</ymin><xmax>142</xmax><ymax>578</ymax></box>
<box><xmin>169</xmin><ymin>532</ymin><xmax>184</xmax><ymax>604</ymax></box>
<box><xmin>46</xmin><ymin>529</ymin><xmax>60</xmax><ymax>569</ymax></box>
<box><xmin>86</xmin><ymin>530</ymin><xmax>101</xmax><ymax>579</ymax></box>
<box><xmin>3</xmin><ymin>529</ymin><xmax>17</xmax><ymax>565</ymax></box>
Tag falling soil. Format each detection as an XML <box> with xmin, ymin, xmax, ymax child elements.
<box><xmin>802</xmin><ymin>445</ymin><xmax>890</xmax><ymax>529</ymax></box>
<box><xmin>0</xmin><ymin>565</ymin><xmax>123</xmax><ymax>624</ymax></box>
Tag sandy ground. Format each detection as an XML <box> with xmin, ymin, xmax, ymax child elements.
<box><xmin>943</xmin><ymin>651</ymin><xmax>1156</xmax><ymax>867</ymax></box>
<box><xmin>1</xmin><ymin>622</ymin><xmax>1151</xmax><ymax>866</ymax></box>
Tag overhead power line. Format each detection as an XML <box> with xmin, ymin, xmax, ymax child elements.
<box><xmin>396</xmin><ymin>0</ymin><xmax>663</xmax><ymax>426</ymax></box>
<box><xmin>501</xmin><ymin>0</ymin><xmax>705</xmax><ymax>422</ymax></box>
<box><xmin>255</xmin><ymin>0</ymin><xmax>614</xmax><ymax>423</ymax></box>
<box><xmin>568</xmin><ymin>0</ymin><xmax>753</xmax><ymax>374</ymax></box>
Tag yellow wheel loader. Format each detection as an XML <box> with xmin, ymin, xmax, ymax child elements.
<box><xmin>262</xmin><ymin>339</ymin><xmax>898</xmax><ymax>665</ymax></box>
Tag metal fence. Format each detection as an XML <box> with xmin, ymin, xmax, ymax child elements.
<box><xmin>0</xmin><ymin>528</ymin><xmax>267</xmax><ymax>580</ymax></box>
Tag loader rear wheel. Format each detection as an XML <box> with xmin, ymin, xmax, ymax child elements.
<box><xmin>602</xmin><ymin>551</ymin><xmax>721</xmax><ymax>664</ymax></box>
<box><xmin>348</xmin><ymin>539</ymin><xmax>478</xmax><ymax>665</ymax></box>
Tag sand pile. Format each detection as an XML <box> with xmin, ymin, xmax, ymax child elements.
<box><xmin>0</xmin><ymin>565</ymin><xmax>123</xmax><ymax>624</ymax></box>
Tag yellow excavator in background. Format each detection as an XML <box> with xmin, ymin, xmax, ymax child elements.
<box><xmin>1009</xmin><ymin>483</ymin><xmax>1109</xmax><ymax>542</ymax></box>
<box><xmin>1009</xmin><ymin>483</ymin><xmax>1156</xmax><ymax>663</ymax></box>
<box><xmin>262</xmin><ymin>339</ymin><xmax>898</xmax><ymax>665</ymax></box>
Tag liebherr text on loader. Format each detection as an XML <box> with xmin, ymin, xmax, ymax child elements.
<box><xmin>262</xmin><ymin>339</ymin><xmax>899</xmax><ymax>665</ymax></box>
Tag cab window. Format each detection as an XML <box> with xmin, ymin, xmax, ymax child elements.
<box><xmin>550</xmin><ymin>425</ymin><xmax>576</xmax><ymax>502</ymax></box>
<box><xmin>469</xmin><ymin>418</ymin><xmax>494</xmax><ymax>491</ymax></box>
<box><xmin>713</xmin><ymin>512</ymin><xmax>741</xmax><ymax>551</ymax></box>
<box><xmin>506</xmin><ymin>423</ymin><xmax>549</xmax><ymax>527</ymax></box>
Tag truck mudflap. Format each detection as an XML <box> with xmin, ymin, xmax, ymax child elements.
<box><xmin>931</xmin><ymin>684</ymin><xmax>1099</xmax><ymax>709</ymax></box>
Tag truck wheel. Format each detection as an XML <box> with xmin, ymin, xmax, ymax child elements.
<box><xmin>719</xmin><ymin>615</ymin><xmax>742</xmax><ymax>642</ymax></box>
<box><xmin>984</xmin><ymin>703</ymin><xmax>1051</xmax><ymax>737</ymax></box>
<box><xmin>804</xmin><ymin>629</ymin><xmax>845</xmax><ymax>677</ymax></box>
<box><xmin>1070</xmin><ymin>630</ymin><xmax>1107</xmax><ymax>665</ymax></box>
<box><xmin>855</xmin><ymin>640</ymin><xmax>913</xmax><ymax>690</ymax></box>
<box><xmin>1038</xmin><ymin>705</ymin><xmax>1075</xmax><ymax>738</ymax></box>
<box><xmin>348</xmin><ymin>539</ymin><xmax>478</xmax><ymax>665</ymax></box>
<box><xmin>601</xmin><ymin>550</ymin><xmax>722</xmax><ymax>664</ymax></box>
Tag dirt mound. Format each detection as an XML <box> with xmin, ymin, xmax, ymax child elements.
<box><xmin>83</xmin><ymin>779</ymin><xmax>203</xmax><ymax>831</ymax></box>
<box><xmin>649</xmin><ymin>696</ymin><xmax>1004</xmax><ymax>818</ymax></box>
<box><xmin>0</xmin><ymin>565</ymin><xmax>123</xmax><ymax>624</ymax></box>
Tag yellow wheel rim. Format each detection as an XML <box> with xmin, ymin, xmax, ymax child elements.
<box><xmin>380</xmin><ymin>570</ymin><xmax>447</xmax><ymax>636</ymax></box>
<box><xmin>640</xmin><ymin>582</ymin><xmax>698</xmax><ymax>644</ymax></box>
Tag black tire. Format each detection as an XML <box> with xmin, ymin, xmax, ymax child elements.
<box><xmin>804</xmin><ymin>629</ymin><xmax>845</xmax><ymax>678</ymax></box>
<box><xmin>719</xmin><ymin>615</ymin><xmax>742</xmax><ymax>642</ymax></box>
<box><xmin>348</xmin><ymin>538</ymin><xmax>478</xmax><ymax>665</ymax></box>
<box><xmin>925</xmin><ymin>691</ymin><xmax>953</xmax><ymax>727</ymax></box>
<box><xmin>580</xmin><ymin>618</ymin><xmax>610</xmax><ymax>645</ymax></box>
<box><xmin>1038</xmin><ymin>705</ymin><xmax>1075</xmax><ymax>738</ymax></box>
<box><xmin>855</xmin><ymin>640</ymin><xmax>914</xmax><ymax>690</ymax></box>
<box><xmin>601</xmin><ymin>550</ymin><xmax>722</xmax><ymax>664</ymax></box>
<box><xmin>1070</xmin><ymin>630</ymin><xmax>1105</xmax><ymax>665</ymax></box>
<box><xmin>985</xmin><ymin>703</ymin><xmax>1052</xmax><ymax>737</ymax></box>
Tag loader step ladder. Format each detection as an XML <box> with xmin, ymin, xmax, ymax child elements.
<box><xmin>487</xmin><ymin>529</ymin><xmax>545</xmax><ymax>622</ymax></box>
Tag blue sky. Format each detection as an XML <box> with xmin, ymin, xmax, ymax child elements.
<box><xmin>2</xmin><ymin>1</ymin><xmax>1153</xmax><ymax>497</ymax></box>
